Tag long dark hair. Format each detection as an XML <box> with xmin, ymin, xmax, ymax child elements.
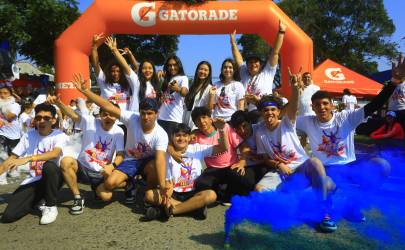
<box><xmin>185</xmin><ymin>61</ymin><xmax>212</xmax><ymax>111</ymax></box>
<box><xmin>138</xmin><ymin>60</ymin><xmax>161</xmax><ymax>101</ymax></box>
<box><xmin>104</xmin><ymin>60</ymin><xmax>130</xmax><ymax>93</ymax></box>
<box><xmin>219</xmin><ymin>58</ymin><xmax>240</xmax><ymax>82</ymax></box>
<box><xmin>162</xmin><ymin>55</ymin><xmax>185</xmax><ymax>93</ymax></box>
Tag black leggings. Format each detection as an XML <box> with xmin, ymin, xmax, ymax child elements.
<box><xmin>1</xmin><ymin>161</ymin><xmax>64</xmax><ymax>223</ymax></box>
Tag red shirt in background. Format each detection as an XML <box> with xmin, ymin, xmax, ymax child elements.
<box><xmin>370</xmin><ymin>122</ymin><xmax>405</xmax><ymax>140</ymax></box>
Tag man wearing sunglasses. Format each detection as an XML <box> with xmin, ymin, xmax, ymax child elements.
<box><xmin>46</xmin><ymin>95</ymin><xmax>124</xmax><ymax>215</ymax></box>
<box><xmin>0</xmin><ymin>103</ymin><xmax>68</xmax><ymax>224</ymax></box>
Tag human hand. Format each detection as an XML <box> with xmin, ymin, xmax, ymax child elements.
<box><xmin>278</xmin><ymin>162</ymin><xmax>292</xmax><ymax>176</ymax></box>
<box><xmin>5</xmin><ymin>157</ymin><xmax>30</xmax><ymax>170</ymax></box>
<box><xmin>279</xmin><ymin>20</ymin><xmax>287</xmax><ymax>33</ymax></box>
<box><xmin>230</xmin><ymin>29</ymin><xmax>236</xmax><ymax>44</ymax></box>
<box><xmin>168</xmin><ymin>80</ymin><xmax>180</xmax><ymax>92</ymax></box>
<box><xmin>392</xmin><ymin>53</ymin><xmax>405</xmax><ymax>83</ymax></box>
<box><xmin>288</xmin><ymin>67</ymin><xmax>304</xmax><ymax>91</ymax></box>
<box><xmin>245</xmin><ymin>94</ymin><xmax>260</xmax><ymax>104</ymax></box>
<box><xmin>157</xmin><ymin>70</ymin><xmax>165</xmax><ymax>79</ymax></box>
<box><xmin>209</xmin><ymin>86</ymin><xmax>217</xmax><ymax>96</ymax></box>
<box><xmin>71</xmin><ymin>73</ymin><xmax>89</xmax><ymax>92</ymax></box>
<box><xmin>213</xmin><ymin>118</ymin><xmax>226</xmax><ymax>130</ymax></box>
<box><xmin>92</xmin><ymin>33</ymin><xmax>104</xmax><ymax>47</ymax></box>
<box><xmin>104</xmin><ymin>36</ymin><xmax>117</xmax><ymax>51</ymax></box>
<box><xmin>231</xmin><ymin>160</ymin><xmax>246</xmax><ymax>176</ymax></box>
<box><xmin>171</xmin><ymin>150</ymin><xmax>183</xmax><ymax>164</ymax></box>
<box><xmin>46</xmin><ymin>94</ymin><xmax>61</xmax><ymax>105</ymax></box>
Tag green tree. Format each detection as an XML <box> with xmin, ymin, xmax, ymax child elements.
<box><xmin>0</xmin><ymin>0</ymin><xmax>80</xmax><ymax>66</ymax></box>
<box><xmin>237</xmin><ymin>0</ymin><xmax>398</xmax><ymax>75</ymax></box>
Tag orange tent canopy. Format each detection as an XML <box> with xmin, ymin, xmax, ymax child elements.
<box><xmin>312</xmin><ymin>59</ymin><xmax>383</xmax><ymax>98</ymax></box>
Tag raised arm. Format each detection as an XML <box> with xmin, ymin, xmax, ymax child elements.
<box><xmin>285</xmin><ymin>67</ymin><xmax>303</xmax><ymax>122</ymax></box>
<box><xmin>268</xmin><ymin>21</ymin><xmax>287</xmax><ymax>67</ymax></box>
<box><xmin>207</xmin><ymin>86</ymin><xmax>217</xmax><ymax>110</ymax></box>
<box><xmin>90</xmin><ymin>33</ymin><xmax>104</xmax><ymax>77</ymax></box>
<box><xmin>123</xmin><ymin>47</ymin><xmax>139</xmax><ymax>72</ymax></box>
<box><xmin>46</xmin><ymin>95</ymin><xmax>81</xmax><ymax>123</ymax></box>
<box><xmin>72</xmin><ymin>74</ymin><xmax>121</xmax><ymax>119</ymax></box>
<box><xmin>211</xmin><ymin>118</ymin><xmax>229</xmax><ymax>155</ymax></box>
<box><xmin>364</xmin><ymin>53</ymin><xmax>405</xmax><ymax>117</ymax></box>
<box><xmin>230</xmin><ymin>30</ymin><xmax>244</xmax><ymax>69</ymax></box>
<box><xmin>104</xmin><ymin>36</ymin><xmax>132</xmax><ymax>76</ymax></box>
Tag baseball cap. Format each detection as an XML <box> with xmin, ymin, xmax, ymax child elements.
<box><xmin>386</xmin><ymin>111</ymin><xmax>396</xmax><ymax>117</ymax></box>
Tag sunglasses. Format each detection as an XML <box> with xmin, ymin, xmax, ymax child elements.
<box><xmin>34</xmin><ymin>115</ymin><xmax>53</xmax><ymax>122</ymax></box>
<box><xmin>220</xmin><ymin>87</ymin><xmax>226</xmax><ymax>97</ymax></box>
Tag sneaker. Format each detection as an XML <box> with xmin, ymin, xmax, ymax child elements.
<box><xmin>194</xmin><ymin>205</ymin><xmax>207</xmax><ymax>220</ymax></box>
<box><xmin>40</xmin><ymin>206</ymin><xmax>58</xmax><ymax>225</ymax></box>
<box><xmin>36</xmin><ymin>199</ymin><xmax>46</xmax><ymax>211</ymax></box>
<box><xmin>319</xmin><ymin>215</ymin><xmax>337</xmax><ymax>233</ymax></box>
<box><xmin>0</xmin><ymin>172</ymin><xmax>8</xmax><ymax>185</ymax></box>
<box><xmin>69</xmin><ymin>197</ymin><xmax>85</xmax><ymax>215</ymax></box>
<box><xmin>124</xmin><ymin>179</ymin><xmax>137</xmax><ymax>204</ymax></box>
<box><xmin>145</xmin><ymin>206</ymin><xmax>161</xmax><ymax>221</ymax></box>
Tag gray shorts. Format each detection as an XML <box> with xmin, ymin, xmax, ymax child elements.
<box><xmin>256</xmin><ymin>158</ymin><xmax>313</xmax><ymax>191</ymax></box>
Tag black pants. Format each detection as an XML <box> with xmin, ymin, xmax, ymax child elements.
<box><xmin>1</xmin><ymin>161</ymin><xmax>63</xmax><ymax>223</ymax></box>
<box><xmin>0</xmin><ymin>135</ymin><xmax>20</xmax><ymax>156</ymax></box>
<box><xmin>157</xmin><ymin>119</ymin><xmax>180</xmax><ymax>137</ymax></box>
<box><xmin>194</xmin><ymin>166</ymin><xmax>262</xmax><ymax>197</ymax></box>
<box><xmin>394</xmin><ymin>110</ymin><xmax>405</xmax><ymax>131</ymax></box>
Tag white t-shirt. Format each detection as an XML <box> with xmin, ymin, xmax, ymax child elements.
<box><xmin>19</xmin><ymin>112</ymin><xmax>34</xmax><ymax>134</ymax></box>
<box><xmin>240</xmin><ymin>62</ymin><xmax>277</xmax><ymax>111</ymax></box>
<box><xmin>12</xmin><ymin>129</ymin><xmax>68</xmax><ymax>185</ymax></box>
<box><xmin>256</xmin><ymin>116</ymin><xmax>308</xmax><ymax>170</ymax></box>
<box><xmin>298</xmin><ymin>84</ymin><xmax>320</xmax><ymax>116</ymax></box>
<box><xmin>97</xmin><ymin>70</ymin><xmax>133</xmax><ymax>112</ymax></box>
<box><xmin>0</xmin><ymin>101</ymin><xmax>21</xmax><ymax>139</ymax></box>
<box><xmin>33</xmin><ymin>94</ymin><xmax>47</xmax><ymax>105</ymax></box>
<box><xmin>296</xmin><ymin>108</ymin><xmax>365</xmax><ymax>166</ymax></box>
<box><xmin>77</xmin><ymin>115</ymin><xmax>124</xmax><ymax>172</ymax></box>
<box><xmin>120</xmin><ymin>110</ymin><xmax>169</xmax><ymax>160</ymax></box>
<box><xmin>184</xmin><ymin>84</ymin><xmax>211</xmax><ymax>129</ymax></box>
<box><xmin>388</xmin><ymin>81</ymin><xmax>405</xmax><ymax>111</ymax></box>
<box><xmin>212</xmin><ymin>80</ymin><xmax>245</xmax><ymax>121</ymax></box>
<box><xmin>342</xmin><ymin>95</ymin><xmax>358</xmax><ymax>110</ymax></box>
<box><xmin>166</xmin><ymin>144</ymin><xmax>213</xmax><ymax>193</ymax></box>
<box><xmin>159</xmin><ymin>75</ymin><xmax>189</xmax><ymax>123</ymax></box>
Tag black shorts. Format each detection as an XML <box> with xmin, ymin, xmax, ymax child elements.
<box><xmin>172</xmin><ymin>191</ymin><xmax>195</xmax><ymax>202</ymax></box>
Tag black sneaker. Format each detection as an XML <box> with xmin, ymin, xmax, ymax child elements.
<box><xmin>194</xmin><ymin>205</ymin><xmax>207</xmax><ymax>220</ymax></box>
<box><xmin>69</xmin><ymin>197</ymin><xmax>85</xmax><ymax>215</ymax></box>
<box><xmin>145</xmin><ymin>206</ymin><xmax>161</xmax><ymax>221</ymax></box>
<box><xmin>124</xmin><ymin>179</ymin><xmax>137</xmax><ymax>204</ymax></box>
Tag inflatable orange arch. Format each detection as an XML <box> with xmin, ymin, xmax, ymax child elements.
<box><xmin>55</xmin><ymin>0</ymin><xmax>313</xmax><ymax>104</ymax></box>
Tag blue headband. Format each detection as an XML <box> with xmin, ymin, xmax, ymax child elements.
<box><xmin>261</xmin><ymin>102</ymin><xmax>278</xmax><ymax>108</ymax></box>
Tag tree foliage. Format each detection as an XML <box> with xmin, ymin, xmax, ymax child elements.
<box><xmin>238</xmin><ymin>0</ymin><xmax>398</xmax><ymax>74</ymax></box>
<box><xmin>0</xmin><ymin>0</ymin><xmax>80</xmax><ymax>67</ymax></box>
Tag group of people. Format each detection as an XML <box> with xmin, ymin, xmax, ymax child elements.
<box><xmin>1</xmin><ymin>20</ymin><xmax>405</xmax><ymax>236</ymax></box>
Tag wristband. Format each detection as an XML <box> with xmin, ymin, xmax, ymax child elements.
<box><xmin>279</xmin><ymin>30</ymin><xmax>286</xmax><ymax>34</ymax></box>
<box><xmin>112</xmin><ymin>162</ymin><xmax>117</xmax><ymax>168</ymax></box>
<box><xmin>31</xmin><ymin>155</ymin><xmax>38</xmax><ymax>162</ymax></box>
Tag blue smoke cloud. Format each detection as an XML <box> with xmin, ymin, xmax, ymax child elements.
<box><xmin>224</xmin><ymin>148</ymin><xmax>405</xmax><ymax>247</ymax></box>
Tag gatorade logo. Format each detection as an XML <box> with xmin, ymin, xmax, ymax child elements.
<box><xmin>131</xmin><ymin>2</ymin><xmax>156</xmax><ymax>27</ymax></box>
<box><xmin>131</xmin><ymin>2</ymin><xmax>238</xmax><ymax>27</ymax></box>
<box><xmin>325</xmin><ymin>68</ymin><xmax>345</xmax><ymax>81</ymax></box>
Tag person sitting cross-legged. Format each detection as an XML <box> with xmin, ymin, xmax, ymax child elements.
<box><xmin>0</xmin><ymin>103</ymin><xmax>68</xmax><ymax>224</ymax></box>
<box><xmin>46</xmin><ymin>94</ymin><xmax>124</xmax><ymax>215</ymax></box>
<box><xmin>144</xmin><ymin>122</ymin><xmax>228</xmax><ymax>220</ymax></box>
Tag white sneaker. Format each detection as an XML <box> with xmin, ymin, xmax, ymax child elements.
<box><xmin>40</xmin><ymin>206</ymin><xmax>58</xmax><ymax>225</ymax></box>
<box><xmin>7</xmin><ymin>168</ymin><xmax>20</xmax><ymax>178</ymax></box>
<box><xmin>0</xmin><ymin>172</ymin><xmax>8</xmax><ymax>185</ymax></box>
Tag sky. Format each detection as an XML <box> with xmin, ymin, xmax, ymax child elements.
<box><xmin>77</xmin><ymin>0</ymin><xmax>405</xmax><ymax>77</ymax></box>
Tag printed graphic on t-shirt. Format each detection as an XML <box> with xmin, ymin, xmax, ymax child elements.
<box><xmin>269</xmin><ymin>140</ymin><xmax>298</xmax><ymax>163</ymax></box>
<box><xmin>174</xmin><ymin>159</ymin><xmax>197</xmax><ymax>192</ymax></box>
<box><xmin>146</xmin><ymin>89</ymin><xmax>157</xmax><ymax>99</ymax></box>
<box><xmin>84</xmin><ymin>137</ymin><xmax>112</xmax><ymax>167</ymax></box>
<box><xmin>108</xmin><ymin>86</ymin><xmax>129</xmax><ymax>105</ymax></box>
<box><xmin>390</xmin><ymin>87</ymin><xmax>405</xmax><ymax>104</ymax></box>
<box><xmin>127</xmin><ymin>142</ymin><xmax>152</xmax><ymax>159</ymax></box>
<box><xmin>246</xmin><ymin>76</ymin><xmax>260</xmax><ymax>96</ymax></box>
<box><xmin>317</xmin><ymin>128</ymin><xmax>345</xmax><ymax>157</ymax></box>
<box><xmin>31</xmin><ymin>147</ymin><xmax>51</xmax><ymax>176</ymax></box>
<box><xmin>162</xmin><ymin>90</ymin><xmax>176</xmax><ymax>104</ymax></box>
<box><xmin>218</xmin><ymin>95</ymin><xmax>231</xmax><ymax>109</ymax></box>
